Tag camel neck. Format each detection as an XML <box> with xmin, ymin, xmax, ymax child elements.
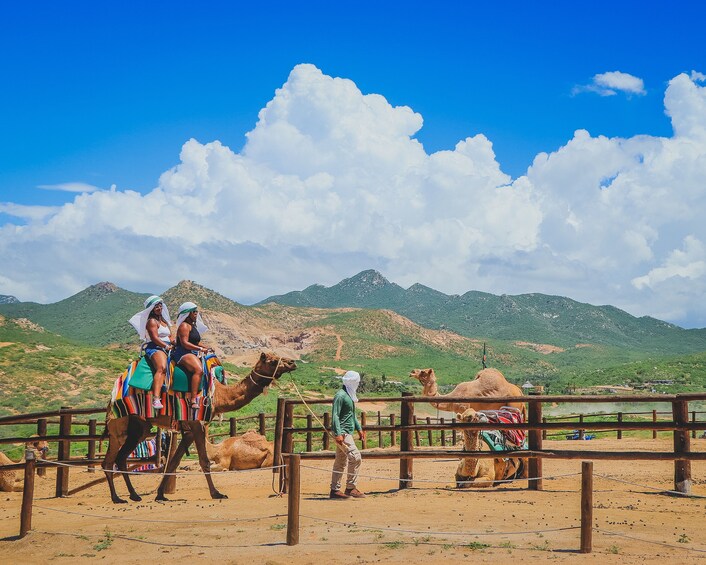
<box><xmin>212</xmin><ymin>371</ymin><xmax>265</xmax><ymax>414</ymax></box>
<box><xmin>425</xmin><ymin>380</ymin><xmax>439</xmax><ymax>397</ymax></box>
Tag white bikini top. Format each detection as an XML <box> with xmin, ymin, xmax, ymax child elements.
<box><xmin>149</xmin><ymin>323</ymin><xmax>171</xmax><ymax>343</ymax></box>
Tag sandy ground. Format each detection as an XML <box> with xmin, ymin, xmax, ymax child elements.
<box><xmin>2</xmin><ymin>437</ymin><xmax>706</xmax><ymax>564</ymax></box>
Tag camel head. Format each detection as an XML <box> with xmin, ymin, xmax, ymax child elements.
<box><xmin>26</xmin><ymin>438</ymin><xmax>49</xmax><ymax>460</ymax></box>
<box><xmin>251</xmin><ymin>352</ymin><xmax>297</xmax><ymax>388</ymax></box>
<box><xmin>456</xmin><ymin>408</ymin><xmax>480</xmax><ymax>423</ymax></box>
<box><xmin>409</xmin><ymin>368</ymin><xmax>436</xmax><ymax>386</ymax></box>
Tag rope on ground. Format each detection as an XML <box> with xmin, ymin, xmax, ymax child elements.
<box><xmin>298</xmin><ymin>462</ymin><xmax>581</xmax><ymax>484</ymax></box>
<box><xmin>596</xmin><ymin>528</ymin><xmax>706</xmax><ymax>554</ymax></box>
<box><xmin>34</xmin><ymin>504</ymin><xmax>286</xmax><ymax>524</ymax></box>
<box><xmin>299</xmin><ymin>514</ymin><xmax>579</xmax><ymax>537</ymax></box>
<box><xmin>40</xmin><ymin>459</ymin><xmax>285</xmax><ymax>476</ymax></box>
<box><xmin>594</xmin><ymin>473</ymin><xmax>706</xmax><ymax>499</ymax></box>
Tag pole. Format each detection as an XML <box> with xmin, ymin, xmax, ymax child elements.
<box><xmin>399</xmin><ymin>393</ymin><xmax>414</xmax><ymax>489</ymax></box>
<box><xmin>673</xmin><ymin>398</ymin><xmax>692</xmax><ymax>494</ymax></box>
<box><xmin>273</xmin><ymin>397</ymin><xmax>286</xmax><ymax>477</ymax></box>
<box><xmin>361</xmin><ymin>412</ymin><xmax>368</xmax><ymax>450</ymax></box>
<box><xmin>528</xmin><ymin>400</ymin><xmax>543</xmax><ymax>491</ymax></box>
<box><xmin>36</xmin><ymin>418</ymin><xmax>47</xmax><ymax>477</ymax></box>
<box><xmin>323</xmin><ymin>412</ymin><xmax>330</xmax><ymax>450</ymax></box>
<box><xmin>580</xmin><ymin>461</ymin><xmax>593</xmax><ymax>553</ymax></box>
<box><xmin>87</xmin><ymin>419</ymin><xmax>97</xmax><ymax>473</ymax></box>
<box><xmin>229</xmin><ymin>417</ymin><xmax>237</xmax><ymax>437</ymax></box>
<box><xmin>617</xmin><ymin>413</ymin><xmax>623</xmax><ymax>440</ymax></box>
<box><xmin>652</xmin><ymin>410</ymin><xmax>657</xmax><ymax>439</ymax></box>
<box><xmin>20</xmin><ymin>449</ymin><xmax>36</xmax><ymax>538</ymax></box>
<box><xmin>286</xmin><ymin>454</ymin><xmax>300</xmax><ymax>546</ymax></box>
<box><xmin>306</xmin><ymin>414</ymin><xmax>313</xmax><ymax>452</ymax></box>
<box><xmin>259</xmin><ymin>412</ymin><xmax>267</xmax><ymax>436</ymax></box>
<box><xmin>55</xmin><ymin>407</ymin><xmax>72</xmax><ymax>497</ymax></box>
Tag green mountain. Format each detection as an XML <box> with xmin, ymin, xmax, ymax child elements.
<box><xmin>260</xmin><ymin>270</ymin><xmax>706</xmax><ymax>354</ymax></box>
<box><xmin>0</xmin><ymin>282</ymin><xmax>149</xmax><ymax>346</ymax></box>
<box><xmin>0</xmin><ymin>295</ymin><xmax>19</xmax><ymax>304</ymax></box>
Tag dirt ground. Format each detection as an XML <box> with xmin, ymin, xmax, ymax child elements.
<box><xmin>2</xmin><ymin>437</ymin><xmax>706</xmax><ymax>564</ymax></box>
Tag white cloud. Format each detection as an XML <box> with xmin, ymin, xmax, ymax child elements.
<box><xmin>574</xmin><ymin>71</ymin><xmax>646</xmax><ymax>97</ymax></box>
<box><xmin>37</xmin><ymin>182</ymin><xmax>103</xmax><ymax>193</ymax></box>
<box><xmin>1</xmin><ymin>65</ymin><xmax>706</xmax><ymax>327</ymax></box>
<box><xmin>0</xmin><ymin>202</ymin><xmax>60</xmax><ymax>221</ymax></box>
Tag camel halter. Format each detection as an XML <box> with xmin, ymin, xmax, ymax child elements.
<box><xmin>248</xmin><ymin>357</ymin><xmax>282</xmax><ymax>389</ymax></box>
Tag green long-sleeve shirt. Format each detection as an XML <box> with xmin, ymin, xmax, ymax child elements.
<box><xmin>331</xmin><ymin>387</ymin><xmax>362</xmax><ymax>436</ymax></box>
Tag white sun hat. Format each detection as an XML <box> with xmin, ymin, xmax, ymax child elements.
<box><xmin>128</xmin><ymin>295</ymin><xmax>172</xmax><ymax>341</ymax></box>
<box><xmin>176</xmin><ymin>301</ymin><xmax>209</xmax><ymax>335</ymax></box>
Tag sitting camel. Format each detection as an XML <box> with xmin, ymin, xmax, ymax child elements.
<box><xmin>455</xmin><ymin>408</ymin><xmax>527</xmax><ymax>488</ymax></box>
<box><xmin>205</xmin><ymin>430</ymin><xmax>274</xmax><ymax>471</ymax></box>
<box><xmin>409</xmin><ymin>367</ymin><xmax>526</xmax><ymax>417</ymax></box>
<box><xmin>103</xmin><ymin>351</ymin><xmax>296</xmax><ymax>503</ymax></box>
<box><xmin>0</xmin><ymin>439</ymin><xmax>49</xmax><ymax>492</ymax></box>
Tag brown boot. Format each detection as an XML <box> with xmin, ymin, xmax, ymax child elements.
<box><xmin>344</xmin><ymin>488</ymin><xmax>366</xmax><ymax>498</ymax></box>
<box><xmin>329</xmin><ymin>490</ymin><xmax>350</xmax><ymax>499</ymax></box>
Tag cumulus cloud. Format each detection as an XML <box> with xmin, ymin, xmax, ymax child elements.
<box><xmin>573</xmin><ymin>71</ymin><xmax>646</xmax><ymax>97</ymax></box>
<box><xmin>1</xmin><ymin>65</ymin><xmax>706</xmax><ymax>327</ymax></box>
<box><xmin>37</xmin><ymin>182</ymin><xmax>103</xmax><ymax>193</ymax></box>
<box><xmin>0</xmin><ymin>202</ymin><xmax>60</xmax><ymax>221</ymax></box>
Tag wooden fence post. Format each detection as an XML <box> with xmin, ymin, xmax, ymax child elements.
<box><xmin>579</xmin><ymin>414</ymin><xmax>584</xmax><ymax>440</ymax></box>
<box><xmin>55</xmin><ymin>407</ymin><xmax>72</xmax><ymax>497</ymax></box>
<box><xmin>413</xmin><ymin>415</ymin><xmax>420</xmax><ymax>447</ymax></box>
<box><xmin>451</xmin><ymin>418</ymin><xmax>457</xmax><ymax>446</ymax></box>
<box><xmin>390</xmin><ymin>414</ymin><xmax>396</xmax><ymax>447</ymax></box>
<box><xmin>20</xmin><ymin>449</ymin><xmax>36</xmax><ymax>538</ymax></box>
<box><xmin>427</xmin><ymin>416</ymin><xmax>433</xmax><ymax>446</ymax></box>
<box><xmin>36</xmin><ymin>418</ymin><xmax>47</xmax><ymax>477</ymax></box>
<box><xmin>377</xmin><ymin>411</ymin><xmax>382</xmax><ymax>447</ymax></box>
<box><xmin>692</xmin><ymin>411</ymin><xmax>697</xmax><ymax>439</ymax></box>
<box><xmin>673</xmin><ymin>398</ymin><xmax>692</xmax><ymax>494</ymax></box>
<box><xmin>286</xmin><ymin>454</ymin><xmax>300</xmax><ymax>546</ymax></box>
<box><xmin>273</xmin><ymin>397</ymin><xmax>286</xmax><ymax>478</ymax></box>
<box><xmin>323</xmin><ymin>412</ymin><xmax>330</xmax><ymax>450</ymax></box>
<box><xmin>580</xmin><ymin>461</ymin><xmax>593</xmax><ymax>553</ymax></box>
<box><xmin>360</xmin><ymin>412</ymin><xmax>367</xmax><ymax>449</ymax></box>
<box><xmin>440</xmin><ymin>417</ymin><xmax>446</xmax><ymax>447</ymax></box>
<box><xmin>617</xmin><ymin>413</ymin><xmax>623</xmax><ymax>440</ymax></box>
<box><xmin>87</xmin><ymin>419</ymin><xmax>97</xmax><ymax>473</ymax></box>
<box><xmin>229</xmin><ymin>417</ymin><xmax>237</xmax><ymax>437</ymax></box>
<box><xmin>259</xmin><ymin>412</ymin><xmax>267</xmax><ymax>436</ymax></box>
<box><xmin>528</xmin><ymin>399</ymin><xmax>543</xmax><ymax>491</ymax></box>
<box><xmin>281</xmin><ymin>402</ymin><xmax>294</xmax><ymax>493</ymax></box>
<box><xmin>306</xmin><ymin>414</ymin><xmax>313</xmax><ymax>452</ymax></box>
<box><xmin>399</xmin><ymin>393</ymin><xmax>414</xmax><ymax>489</ymax></box>
<box><xmin>652</xmin><ymin>410</ymin><xmax>657</xmax><ymax>439</ymax></box>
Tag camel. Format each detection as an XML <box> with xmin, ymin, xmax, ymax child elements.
<box><xmin>103</xmin><ymin>351</ymin><xmax>296</xmax><ymax>503</ymax></box>
<box><xmin>205</xmin><ymin>430</ymin><xmax>274</xmax><ymax>471</ymax></box>
<box><xmin>0</xmin><ymin>439</ymin><xmax>49</xmax><ymax>492</ymax></box>
<box><xmin>455</xmin><ymin>408</ymin><xmax>526</xmax><ymax>488</ymax></box>
<box><xmin>409</xmin><ymin>367</ymin><xmax>526</xmax><ymax>417</ymax></box>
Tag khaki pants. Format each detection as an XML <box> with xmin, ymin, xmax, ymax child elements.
<box><xmin>330</xmin><ymin>434</ymin><xmax>361</xmax><ymax>491</ymax></box>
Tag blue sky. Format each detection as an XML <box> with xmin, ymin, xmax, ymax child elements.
<box><xmin>2</xmin><ymin>2</ymin><xmax>706</xmax><ymax>328</ymax></box>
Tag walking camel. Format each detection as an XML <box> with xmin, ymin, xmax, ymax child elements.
<box><xmin>103</xmin><ymin>351</ymin><xmax>296</xmax><ymax>504</ymax></box>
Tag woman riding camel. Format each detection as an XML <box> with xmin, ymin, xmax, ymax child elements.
<box><xmin>129</xmin><ymin>295</ymin><xmax>172</xmax><ymax>410</ymax></box>
<box><xmin>172</xmin><ymin>302</ymin><xmax>211</xmax><ymax>409</ymax></box>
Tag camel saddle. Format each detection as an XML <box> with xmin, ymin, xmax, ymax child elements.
<box><xmin>127</xmin><ymin>353</ymin><xmax>225</xmax><ymax>393</ymax></box>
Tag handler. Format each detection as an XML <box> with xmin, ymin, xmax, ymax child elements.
<box><xmin>329</xmin><ymin>370</ymin><xmax>366</xmax><ymax>499</ymax></box>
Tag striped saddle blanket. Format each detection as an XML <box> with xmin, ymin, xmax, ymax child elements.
<box><xmin>110</xmin><ymin>354</ymin><xmax>224</xmax><ymax>423</ymax></box>
<box><xmin>476</xmin><ymin>407</ymin><xmax>527</xmax><ymax>451</ymax></box>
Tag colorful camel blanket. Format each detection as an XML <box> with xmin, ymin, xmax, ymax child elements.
<box><xmin>476</xmin><ymin>407</ymin><xmax>527</xmax><ymax>451</ymax></box>
<box><xmin>110</xmin><ymin>353</ymin><xmax>225</xmax><ymax>423</ymax></box>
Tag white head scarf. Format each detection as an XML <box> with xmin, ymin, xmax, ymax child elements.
<box><xmin>176</xmin><ymin>302</ymin><xmax>209</xmax><ymax>335</ymax></box>
<box><xmin>128</xmin><ymin>295</ymin><xmax>172</xmax><ymax>341</ymax></box>
<box><xmin>342</xmin><ymin>370</ymin><xmax>361</xmax><ymax>402</ymax></box>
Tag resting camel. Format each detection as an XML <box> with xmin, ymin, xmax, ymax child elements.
<box><xmin>409</xmin><ymin>367</ymin><xmax>526</xmax><ymax>417</ymax></box>
<box><xmin>103</xmin><ymin>351</ymin><xmax>296</xmax><ymax>503</ymax></box>
<box><xmin>0</xmin><ymin>439</ymin><xmax>49</xmax><ymax>492</ymax></box>
<box><xmin>205</xmin><ymin>430</ymin><xmax>274</xmax><ymax>471</ymax></box>
<box><xmin>455</xmin><ymin>408</ymin><xmax>526</xmax><ymax>488</ymax></box>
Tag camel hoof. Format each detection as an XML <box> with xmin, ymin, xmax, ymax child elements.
<box><xmin>211</xmin><ymin>492</ymin><xmax>228</xmax><ymax>500</ymax></box>
<box><xmin>112</xmin><ymin>497</ymin><xmax>128</xmax><ymax>504</ymax></box>
<box><xmin>130</xmin><ymin>493</ymin><xmax>142</xmax><ymax>502</ymax></box>
<box><xmin>155</xmin><ymin>494</ymin><xmax>169</xmax><ymax>502</ymax></box>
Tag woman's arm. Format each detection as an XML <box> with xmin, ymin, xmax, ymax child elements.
<box><xmin>176</xmin><ymin>323</ymin><xmax>208</xmax><ymax>352</ymax></box>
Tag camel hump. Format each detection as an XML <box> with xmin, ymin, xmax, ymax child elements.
<box><xmin>474</xmin><ymin>368</ymin><xmax>507</xmax><ymax>381</ymax></box>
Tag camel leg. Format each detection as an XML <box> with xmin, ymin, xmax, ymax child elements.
<box><xmin>156</xmin><ymin>430</ymin><xmax>193</xmax><ymax>501</ymax></box>
<box><xmin>190</xmin><ymin>423</ymin><xmax>227</xmax><ymax>499</ymax></box>
<box><xmin>103</xmin><ymin>427</ymin><xmax>127</xmax><ymax>504</ymax></box>
<box><xmin>114</xmin><ymin>417</ymin><xmax>148</xmax><ymax>502</ymax></box>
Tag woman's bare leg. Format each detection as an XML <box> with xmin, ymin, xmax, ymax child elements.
<box><xmin>178</xmin><ymin>354</ymin><xmax>203</xmax><ymax>401</ymax></box>
<box><xmin>151</xmin><ymin>350</ymin><xmax>168</xmax><ymax>397</ymax></box>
